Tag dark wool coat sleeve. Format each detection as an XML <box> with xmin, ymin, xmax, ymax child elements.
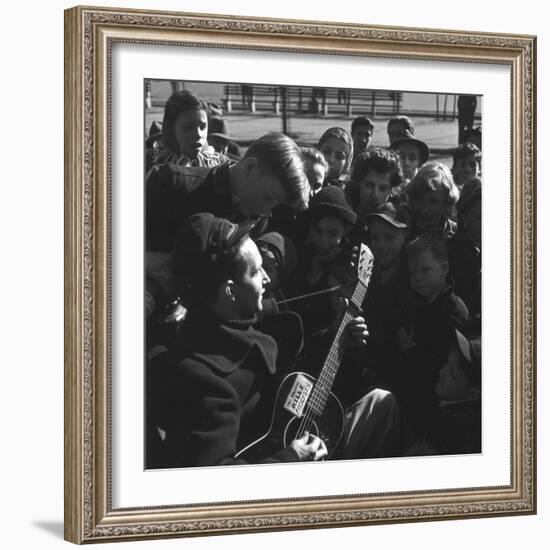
<box><xmin>164</xmin><ymin>359</ymin><xmax>298</xmax><ymax>468</ymax></box>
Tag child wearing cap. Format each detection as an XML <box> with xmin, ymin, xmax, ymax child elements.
<box><xmin>390</xmin><ymin>127</ymin><xmax>430</xmax><ymax>185</ymax></box>
<box><xmin>405</xmin><ymin>161</ymin><xmax>460</xmax><ymax>239</ymax></box>
<box><xmin>407</xmin><ymin>329</ymin><xmax>481</xmax><ymax>455</ymax></box>
<box><xmin>397</xmin><ymin>234</ymin><xmax>469</xmax><ymax>435</ymax></box>
<box><xmin>317</xmin><ymin>127</ymin><xmax>354</xmax><ymax>190</ymax></box>
<box><xmin>451</xmin><ymin>143</ymin><xmax>482</xmax><ymax>191</ymax></box>
<box><xmin>255</xmin><ymin>232</ymin><xmax>298</xmax><ymax>306</ymax></box>
<box><xmin>287</xmin><ymin>186</ymin><xmax>357</xmax><ymax>337</ymax></box>
<box><xmin>360</xmin><ymin>202</ymin><xmax>414</xmax><ymax>391</ymax></box>
<box><xmin>449</xmin><ymin>177</ymin><xmax>482</xmax><ymax>321</ymax></box>
<box><xmin>207</xmin><ymin>116</ymin><xmax>241</xmax><ymax>161</ymax></box>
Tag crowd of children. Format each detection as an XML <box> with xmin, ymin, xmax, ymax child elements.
<box><xmin>145</xmin><ymin>88</ymin><xmax>483</xmax><ymax>464</ymax></box>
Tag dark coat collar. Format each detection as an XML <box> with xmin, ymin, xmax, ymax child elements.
<box><xmin>178</xmin><ymin>309</ymin><xmax>278</xmax><ymax>375</ymax></box>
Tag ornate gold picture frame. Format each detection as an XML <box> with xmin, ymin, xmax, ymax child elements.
<box><xmin>64</xmin><ymin>5</ymin><xmax>536</xmax><ymax>544</ymax></box>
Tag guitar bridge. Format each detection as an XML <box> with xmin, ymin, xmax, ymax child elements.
<box><xmin>283</xmin><ymin>374</ymin><xmax>313</xmax><ymax>417</ymax></box>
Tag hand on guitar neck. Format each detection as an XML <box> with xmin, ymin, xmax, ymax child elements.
<box><xmin>289</xmin><ymin>431</ymin><xmax>328</xmax><ymax>461</ymax></box>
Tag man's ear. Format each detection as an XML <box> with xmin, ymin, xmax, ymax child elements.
<box><xmin>442</xmin><ymin>260</ymin><xmax>449</xmax><ymax>278</ymax></box>
<box><xmin>218</xmin><ymin>279</ymin><xmax>236</xmax><ymax>302</ymax></box>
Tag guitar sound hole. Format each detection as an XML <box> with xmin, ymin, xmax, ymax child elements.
<box><xmin>283</xmin><ymin>416</ymin><xmax>319</xmax><ymax>447</ymax></box>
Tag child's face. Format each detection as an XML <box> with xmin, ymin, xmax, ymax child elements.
<box><xmin>174</xmin><ymin>109</ymin><xmax>208</xmax><ymax>158</ymax></box>
<box><xmin>305</xmin><ymin>161</ymin><xmax>327</xmax><ymax>196</ymax></box>
<box><xmin>358</xmin><ymin>170</ymin><xmax>392</xmax><ymax>214</ymax></box>
<box><xmin>413</xmin><ymin>187</ymin><xmax>448</xmax><ymax>230</ymax></box>
<box><xmin>258</xmin><ymin>247</ymin><xmax>281</xmax><ymax>293</ymax></box>
<box><xmin>435</xmin><ymin>348</ymin><xmax>472</xmax><ymax>401</ymax></box>
<box><xmin>369</xmin><ymin>218</ymin><xmax>407</xmax><ymax>269</ymax></box>
<box><xmin>319</xmin><ymin>137</ymin><xmax>349</xmax><ymax>179</ymax></box>
<box><xmin>453</xmin><ymin>155</ymin><xmax>480</xmax><ymax>187</ymax></box>
<box><xmin>397</xmin><ymin>142</ymin><xmax>421</xmax><ymax>182</ymax></box>
<box><xmin>463</xmin><ymin>199</ymin><xmax>482</xmax><ymax>246</ymax></box>
<box><xmin>408</xmin><ymin>249</ymin><xmax>448</xmax><ymax>301</ymax></box>
<box><xmin>308</xmin><ymin>216</ymin><xmax>346</xmax><ymax>259</ymax></box>
<box><xmin>352</xmin><ymin>125</ymin><xmax>373</xmax><ymax>154</ymax></box>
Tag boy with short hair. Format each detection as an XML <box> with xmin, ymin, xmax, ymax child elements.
<box><xmin>397</xmin><ymin>234</ymin><xmax>469</xmax><ymax>435</ymax></box>
<box><xmin>451</xmin><ymin>142</ymin><xmax>482</xmax><ymax>191</ymax></box>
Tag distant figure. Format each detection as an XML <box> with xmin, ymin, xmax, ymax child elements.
<box><xmin>351</xmin><ymin>116</ymin><xmax>374</xmax><ymax>160</ymax></box>
<box><xmin>310</xmin><ymin>87</ymin><xmax>326</xmax><ymax>114</ymax></box>
<box><xmin>463</xmin><ymin>127</ymin><xmax>482</xmax><ymax>150</ymax></box>
<box><xmin>207</xmin><ymin>116</ymin><xmax>241</xmax><ymax>160</ymax></box>
<box><xmin>337</xmin><ymin>89</ymin><xmax>349</xmax><ymax>105</ymax></box>
<box><xmin>240</xmin><ymin>84</ymin><xmax>253</xmax><ymax>109</ymax></box>
<box><xmin>457</xmin><ymin>95</ymin><xmax>477</xmax><ymax>144</ymax></box>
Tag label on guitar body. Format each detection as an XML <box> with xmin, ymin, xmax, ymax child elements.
<box><xmin>283</xmin><ymin>374</ymin><xmax>313</xmax><ymax>417</ymax></box>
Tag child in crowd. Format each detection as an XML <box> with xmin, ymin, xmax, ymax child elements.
<box><xmin>287</xmin><ymin>186</ymin><xmax>357</xmax><ymax>337</ymax></box>
<box><xmin>451</xmin><ymin>142</ymin><xmax>482</xmax><ymax>191</ymax></box>
<box><xmin>207</xmin><ymin>116</ymin><xmax>241</xmax><ymax>161</ymax></box>
<box><xmin>449</xmin><ymin>177</ymin><xmax>482</xmax><ymax>321</ymax></box>
<box><xmin>405</xmin><ymin>162</ymin><xmax>460</xmax><ymax>239</ymax></box>
<box><xmin>397</xmin><ymin>234</ymin><xmax>469</xmax><ymax>435</ymax></box>
<box><xmin>407</xmin><ymin>329</ymin><xmax>481</xmax><ymax>455</ymax></box>
<box><xmin>350</xmin><ymin>116</ymin><xmax>374</xmax><ymax>160</ymax></box>
<box><xmin>390</xmin><ymin>128</ymin><xmax>430</xmax><ymax>185</ymax></box>
<box><xmin>317</xmin><ymin>127</ymin><xmax>354</xmax><ymax>190</ymax></box>
<box><xmin>256</xmin><ymin>232</ymin><xmax>298</xmax><ymax>305</ymax></box>
<box><xmin>361</xmin><ymin>202</ymin><xmax>413</xmax><ymax>391</ymax></box>
<box><xmin>387</xmin><ymin>115</ymin><xmax>415</xmax><ymax>145</ymax></box>
<box><xmin>346</xmin><ymin>148</ymin><xmax>403</xmax><ymax>249</ymax></box>
<box><xmin>301</xmin><ymin>146</ymin><xmax>329</xmax><ymax>197</ymax></box>
<box><xmin>147</xmin><ymin>89</ymin><xmax>228</xmax><ymax>171</ymax></box>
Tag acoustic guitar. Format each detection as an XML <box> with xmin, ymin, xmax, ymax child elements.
<box><xmin>236</xmin><ymin>244</ymin><xmax>374</xmax><ymax>461</ymax></box>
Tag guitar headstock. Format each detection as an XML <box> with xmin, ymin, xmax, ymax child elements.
<box><xmin>357</xmin><ymin>244</ymin><xmax>374</xmax><ymax>288</ymax></box>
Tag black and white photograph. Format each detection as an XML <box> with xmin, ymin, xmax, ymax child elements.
<box><xmin>144</xmin><ymin>79</ymin><xmax>483</xmax><ymax>470</ymax></box>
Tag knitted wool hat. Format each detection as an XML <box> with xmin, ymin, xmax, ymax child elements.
<box><xmin>309</xmin><ymin>185</ymin><xmax>357</xmax><ymax>226</ymax></box>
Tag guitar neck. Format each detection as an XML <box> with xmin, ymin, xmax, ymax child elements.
<box><xmin>307</xmin><ymin>283</ymin><xmax>368</xmax><ymax>417</ymax></box>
